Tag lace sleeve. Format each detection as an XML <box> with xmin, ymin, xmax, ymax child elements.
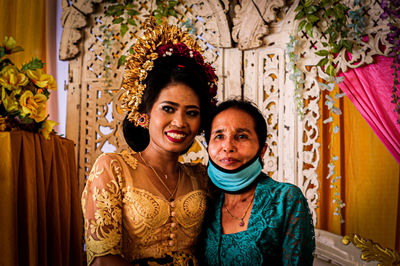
<box><xmin>81</xmin><ymin>154</ymin><xmax>125</xmax><ymax>265</ymax></box>
<box><xmin>281</xmin><ymin>186</ymin><xmax>315</xmax><ymax>266</ymax></box>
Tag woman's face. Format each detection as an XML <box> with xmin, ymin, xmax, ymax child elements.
<box><xmin>147</xmin><ymin>82</ymin><xmax>201</xmax><ymax>154</ymax></box>
<box><xmin>208</xmin><ymin>108</ymin><xmax>259</xmax><ymax>170</ymax></box>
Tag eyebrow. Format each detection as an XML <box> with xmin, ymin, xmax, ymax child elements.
<box><xmin>211</xmin><ymin>128</ymin><xmax>251</xmax><ymax>134</ymax></box>
<box><xmin>161</xmin><ymin>101</ymin><xmax>200</xmax><ymax>109</ymax></box>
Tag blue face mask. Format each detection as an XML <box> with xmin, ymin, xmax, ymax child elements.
<box><xmin>207</xmin><ymin>156</ymin><xmax>262</xmax><ymax>192</ymax></box>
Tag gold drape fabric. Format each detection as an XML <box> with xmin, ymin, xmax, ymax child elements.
<box><xmin>316</xmin><ymin>87</ymin><xmax>400</xmax><ymax>251</ymax></box>
<box><xmin>0</xmin><ymin>131</ymin><xmax>83</xmax><ymax>265</ymax></box>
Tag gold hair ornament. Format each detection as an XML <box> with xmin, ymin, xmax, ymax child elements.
<box><xmin>121</xmin><ymin>17</ymin><xmax>218</xmax><ymax>128</ymax></box>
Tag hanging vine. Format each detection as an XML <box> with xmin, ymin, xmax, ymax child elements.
<box><xmin>292</xmin><ymin>0</ymin><xmax>369</xmax><ymax>222</ymax></box>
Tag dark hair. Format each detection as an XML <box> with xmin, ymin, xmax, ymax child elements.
<box><xmin>123</xmin><ymin>55</ymin><xmax>213</xmax><ymax>152</ymax></box>
<box><xmin>205</xmin><ymin>98</ymin><xmax>267</xmax><ymax>153</ymax></box>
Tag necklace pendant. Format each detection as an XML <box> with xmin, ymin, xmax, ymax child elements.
<box><xmin>239</xmin><ymin>220</ymin><xmax>245</xmax><ymax>226</ymax></box>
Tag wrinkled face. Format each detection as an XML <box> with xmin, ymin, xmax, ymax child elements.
<box><xmin>208</xmin><ymin>108</ymin><xmax>259</xmax><ymax>170</ymax></box>
<box><xmin>147</xmin><ymin>82</ymin><xmax>201</xmax><ymax>154</ymax></box>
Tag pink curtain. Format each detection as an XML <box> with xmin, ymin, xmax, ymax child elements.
<box><xmin>338</xmin><ymin>55</ymin><xmax>400</xmax><ymax>164</ymax></box>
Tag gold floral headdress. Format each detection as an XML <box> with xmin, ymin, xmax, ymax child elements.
<box><xmin>121</xmin><ymin>17</ymin><xmax>218</xmax><ymax>128</ymax></box>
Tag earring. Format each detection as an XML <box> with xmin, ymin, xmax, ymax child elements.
<box><xmin>137</xmin><ymin>113</ymin><xmax>149</xmax><ymax>129</ymax></box>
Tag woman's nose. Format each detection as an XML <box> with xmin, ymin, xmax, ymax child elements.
<box><xmin>222</xmin><ymin>137</ymin><xmax>236</xmax><ymax>152</ymax></box>
<box><xmin>171</xmin><ymin>112</ymin><xmax>186</xmax><ymax>127</ymax></box>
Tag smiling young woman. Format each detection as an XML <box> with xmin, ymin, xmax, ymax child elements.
<box><xmin>81</xmin><ymin>19</ymin><xmax>218</xmax><ymax>266</ymax></box>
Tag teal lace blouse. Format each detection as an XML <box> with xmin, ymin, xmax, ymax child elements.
<box><xmin>200</xmin><ymin>174</ymin><xmax>315</xmax><ymax>265</ymax></box>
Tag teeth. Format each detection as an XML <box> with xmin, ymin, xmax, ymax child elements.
<box><xmin>166</xmin><ymin>132</ymin><xmax>186</xmax><ymax>139</ymax></box>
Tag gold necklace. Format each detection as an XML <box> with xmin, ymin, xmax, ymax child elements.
<box><xmin>139</xmin><ymin>152</ymin><xmax>180</xmax><ymax>200</ymax></box>
<box><xmin>223</xmin><ymin>194</ymin><xmax>255</xmax><ymax>227</ymax></box>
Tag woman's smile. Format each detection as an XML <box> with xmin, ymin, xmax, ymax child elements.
<box><xmin>147</xmin><ymin>82</ymin><xmax>201</xmax><ymax>153</ymax></box>
<box><xmin>165</xmin><ymin>130</ymin><xmax>188</xmax><ymax>143</ymax></box>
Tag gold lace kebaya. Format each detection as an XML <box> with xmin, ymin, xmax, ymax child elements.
<box><xmin>81</xmin><ymin>151</ymin><xmax>209</xmax><ymax>265</ymax></box>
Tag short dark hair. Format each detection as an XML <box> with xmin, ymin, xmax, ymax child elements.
<box><xmin>123</xmin><ymin>55</ymin><xmax>213</xmax><ymax>152</ymax></box>
<box><xmin>205</xmin><ymin>98</ymin><xmax>267</xmax><ymax>152</ymax></box>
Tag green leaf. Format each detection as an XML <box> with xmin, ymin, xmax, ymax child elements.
<box><xmin>321</xmin><ymin>0</ymin><xmax>330</xmax><ymax>7</ymax></box>
<box><xmin>118</xmin><ymin>55</ymin><xmax>127</xmax><ymax>67</ymax></box>
<box><xmin>322</xmin><ymin>42</ymin><xmax>329</xmax><ymax>47</ymax></box>
<box><xmin>127</xmin><ymin>9</ymin><xmax>139</xmax><ymax>16</ymax></box>
<box><xmin>305</xmin><ymin>22</ymin><xmax>314</xmax><ymax>37</ymax></box>
<box><xmin>295</xmin><ymin>11</ymin><xmax>305</xmax><ymax>20</ymax></box>
<box><xmin>307</xmin><ymin>14</ymin><xmax>320</xmax><ymax>23</ymax></box>
<box><xmin>168</xmin><ymin>0</ymin><xmax>178</xmax><ymax>7</ymax></box>
<box><xmin>305</xmin><ymin>5</ymin><xmax>318</xmax><ymax>14</ymax></box>
<box><xmin>325</xmin><ymin>8</ymin><xmax>334</xmax><ymax>18</ymax></box>
<box><xmin>21</xmin><ymin>56</ymin><xmax>45</xmax><ymax>71</ymax></box>
<box><xmin>168</xmin><ymin>9</ymin><xmax>177</xmax><ymax>17</ymax></box>
<box><xmin>317</xmin><ymin>57</ymin><xmax>329</xmax><ymax>66</ymax></box>
<box><xmin>330</xmin><ymin>31</ymin><xmax>337</xmax><ymax>41</ymax></box>
<box><xmin>113</xmin><ymin>17</ymin><xmax>124</xmax><ymax>24</ymax></box>
<box><xmin>326</xmin><ymin>63</ymin><xmax>335</xmax><ymax>76</ymax></box>
<box><xmin>115</xmin><ymin>10</ymin><xmax>124</xmax><ymax>16</ymax></box>
<box><xmin>304</xmin><ymin>0</ymin><xmax>314</xmax><ymax>7</ymax></box>
<box><xmin>298</xmin><ymin>20</ymin><xmax>307</xmax><ymax>31</ymax></box>
<box><xmin>129</xmin><ymin>47</ymin><xmax>134</xmax><ymax>54</ymax></box>
<box><xmin>0</xmin><ymin>47</ymin><xmax>5</xmax><ymax>58</ymax></box>
<box><xmin>127</xmin><ymin>18</ymin><xmax>137</xmax><ymax>26</ymax></box>
<box><xmin>106</xmin><ymin>5</ymin><xmax>124</xmax><ymax>16</ymax></box>
<box><xmin>343</xmin><ymin>40</ymin><xmax>353</xmax><ymax>53</ymax></box>
<box><xmin>294</xmin><ymin>5</ymin><xmax>304</xmax><ymax>12</ymax></box>
<box><xmin>315</xmin><ymin>50</ymin><xmax>329</xmax><ymax>56</ymax></box>
<box><xmin>120</xmin><ymin>23</ymin><xmax>129</xmax><ymax>38</ymax></box>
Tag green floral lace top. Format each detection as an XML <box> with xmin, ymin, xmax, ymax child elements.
<box><xmin>200</xmin><ymin>173</ymin><xmax>315</xmax><ymax>265</ymax></box>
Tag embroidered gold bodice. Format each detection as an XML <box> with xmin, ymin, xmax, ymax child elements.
<box><xmin>81</xmin><ymin>151</ymin><xmax>209</xmax><ymax>265</ymax></box>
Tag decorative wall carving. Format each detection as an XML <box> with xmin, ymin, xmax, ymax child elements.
<box><xmin>60</xmin><ymin>0</ymin><xmax>103</xmax><ymax>60</ymax></box>
<box><xmin>232</xmin><ymin>0</ymin><xmax>285</xmax><ymax>50</ymax></box>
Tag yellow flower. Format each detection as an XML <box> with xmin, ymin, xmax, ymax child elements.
<box><xmin>26</xmin><ymin>69</ymin><xmax>57</xmax><ymax>91</ymax></box>
<box><xmin>19</xmin><ymin>91</ymin><xmax>48</xmax><ymax>122</ymax></box>
<box><xmin>0</xmin><ymin>65</ymin><xmax>29</xmax><ymax>91</ymax></box>
<box><xmin>41</xmin><ymin>119</ymin><xmax>58</xmax><ymax>140</ymax></box>
<box><xmin>2</xmin><ymin>36</ymin><xmax>23</xmax><ymax>53</ymax></box>
<box><xmin>1</xmin><ymin>88</ymin><xmax>19</xmax><ymax>113</ymax></box>
<box><xmin>3</xmin><ymin>36</ymin><xmax>16</xmax><ymax>49</ymax></box>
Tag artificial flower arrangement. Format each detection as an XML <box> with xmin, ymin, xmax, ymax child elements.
<box><xmin>0</xmin><ymin>36</ymin><xmax>58</xmax><ymax>139</ymax></box>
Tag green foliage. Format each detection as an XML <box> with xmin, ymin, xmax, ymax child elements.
<box><xmin>104</xmin><ymin>0</ymin><xmax>139</xmax><ymax>38</ymax></box>
<box><xmin>21</xmin><ymin>57</ymin><xmax>45</xmax><ymax>71</ymax></box>
<box><xmin>294</xmin><ymin>0</ymin><xmax>367</xmax><ymax>77</ymax></box>
<box><xmin>153</xmin><ymin>0</ymin><xmax>178</xmax><ymax>24</ymax></box>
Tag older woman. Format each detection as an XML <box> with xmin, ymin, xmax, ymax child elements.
<box><xmin>201</xmin><ymin>99</ymin><xmax>315</xmax><ymax>265</ymax></box>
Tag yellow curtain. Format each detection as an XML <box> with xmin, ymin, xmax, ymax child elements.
<box><xmin>0</xmin><ymin>0</ymin><xmax>47</xmax><ymax>69</ymax></box>
<box><xmin>316</xmin><ymin>84</ymin><xmax>400</xmax><ymax>251</ymax></box>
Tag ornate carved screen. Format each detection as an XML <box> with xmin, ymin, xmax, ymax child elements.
<box><xmin>61</xmin><ymin>0</ymin><xmax>389</xmax><ymax>225</ymax></box>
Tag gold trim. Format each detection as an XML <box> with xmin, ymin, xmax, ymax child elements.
<box><xmin>342</xmin><ymin>234</ymin><xmax>400</xmax><ymax>265</ymax></box>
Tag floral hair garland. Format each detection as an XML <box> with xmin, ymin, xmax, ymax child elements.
<box><xmin>121</xmin><ymin>18</ymin><xmax>218</xmax><ymax>128</ymax></box>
